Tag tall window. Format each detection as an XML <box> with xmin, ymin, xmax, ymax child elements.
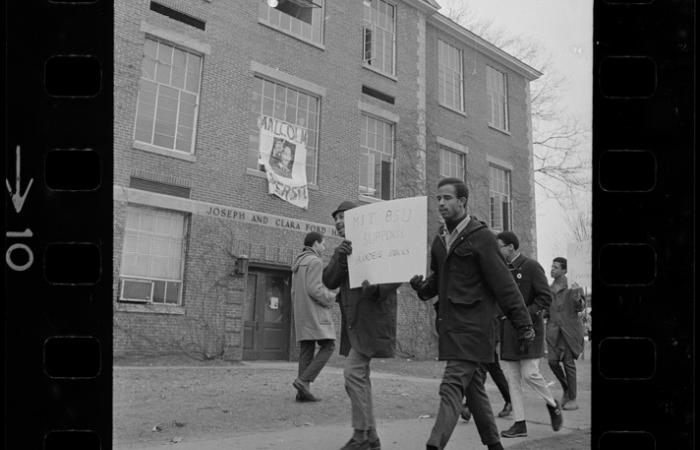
<box><xmin>249</xmin><ymin>77</ymin><xmax>320</xmax><ymax>184</ymax></box>
<box><xmin>363</xmin><ymin>0</ymin><xmax>396</xmax><ymax>76</ymax></box>
<box><xmin>439</xmin><ymin>147</ymin><xmax>465</xmax><ymax>179</ymax></box>
<box><xmin>486</xmin><ymin>66</ymin><xmax>509</xmax><ymax>131</ymax></box>
<box><xmin>360</xmin><ymin>114</ymin><xmax>394</xmax><ymax>200</ymax></box>
<box><xmin>489</xmin><ymin>165</ymin><xmax>512</xmax><ymax>231</ymax></box>
<box><xmin>119</xmin><ymin>206</ymin><xmax>188</xmax><ymax>305</ymax></box>
<box><xmin>134</xmin><ymin>37</ymin><xmax>202</xmax><ymax>154</ymax></box>
<box><xmin>438</xmin><ymin>40</ymin><xmax>463</xmax><ymax>111</ymax></box>
<box><xmin>259</xmin><ymin>0</ymin><xmax>325</xmax><ymax>44</ymax></box>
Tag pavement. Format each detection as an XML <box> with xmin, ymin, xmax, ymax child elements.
<box><xmin>118</xmin><ymin>361</ymin><xmax>590</xmax><ymax>450</ymax></box>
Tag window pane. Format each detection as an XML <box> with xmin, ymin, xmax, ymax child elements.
<box><xmin>122</xmin><ymin>279</ymin><xmax>152</xmax><ymax>301</ymax></box>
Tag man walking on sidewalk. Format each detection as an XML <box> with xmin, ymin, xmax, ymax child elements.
<box><xmin>546</xmin><ymin>257</ymin><xmax>586</xmax><ymax>411</ymax></box>
<box><xmin>291</xmin><ymin>231</ymin><xmax>338</xmax><ymax>402</ymax></box>
<box><xmin>323</xmin><ymin>201</ymin><xmax>402</xmax><ymax>450</ymax></box>
<box><xmin>496</xmin><ymin>231</ymin><xmax>563</xmax><ymax>438</ymax></box>
<box><xmin>409</xmin><ymin>177</ymin><xmax>535</xmax><ymax>450</ymax></box>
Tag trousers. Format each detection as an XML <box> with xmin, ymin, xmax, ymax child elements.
<box><xmin>344</xmin><ymin>348</ymin><xmax>376</xmax><ymax>431</ymax></box>
<box><xmin>547</xmin><ymin>333</ymin><xmax>578</xmax><ymax>400</ymax></box>
<box><xmin>502</xmin><ymin>358</ymin><xmax>556</xmax><ymax>421</ymax></box>
<box><xmin>298</xmin><ymin>339</ymin><xmax>335</xmax><ymax>383</ymax></box>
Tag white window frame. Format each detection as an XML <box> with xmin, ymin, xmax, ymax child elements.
<box><xmin>486</xmin><ymin>65</ymin><xmax>509</xmax><ymax>132</ymax></box>
<box><xmin>359</xmin><ymin>107</ymin><xmax>396</xmax><ymax>201</ymax></box>
<box><xmin>362</xmin><ymin>0</ymin><xmax>397</xmax><ymax>77</ymax></box>
<box><xmin>258</xmin><ymin>0</ymin><xmax>326</xmax><ymax>48</ymax></box>
<box><xmin>133</xmin><ymin>32</ymin><xmax>205</xmax><ymax>158</ymax></box>
<box><xmin>438</xmin><ymin>40</ymin><xmax>464</xmax><ymax>113</ymax></box>
<box><xmin>118</xmin><ymin>205</ymin><xmax>189</xmax><ymax>306</ymax></box>
<box><xmin>488</xmin><ymin>164</ymin><xmax>513</xmax><ymax>232</ymax></box>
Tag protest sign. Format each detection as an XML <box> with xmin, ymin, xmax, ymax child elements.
<box><xmin>344</xmin><ymin>196</ymin><xmax>427</xmax><ymax>288</ymax></box>
<box><xmin>258</xmin><ymin>115</ymin><xmax>309</xmax><ymax>209</ymax></box>
<box><xmin>566</xmin><ymin>239</ymin><xmax>592</xmax><ymax>290</ymax></box>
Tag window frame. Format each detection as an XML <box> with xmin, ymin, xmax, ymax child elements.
<box><xmin>486</xmin><ymin>65</ymin><xmax>510</xmax><ymax>132</ymax></box>
<box><xmin>118</xmin><ymin>205</ymin><xmax>189</xmax><ymax>306</ymax></box>
<box><xmin>258</xmin><ymin>0</ymin><xmax>326</xmax><ymax>48</ymax></box>
<box><xmin>362</xmin><ymin>0</ymin><xmax>398</xmax><ymax>78</ymax></box>
<box><xmin>133</xmin><ymin>36</ymin><xmax>204</xmax><ymax>157</ymax></box>
<box><xmin>439</xmin><ymin>146</ymin><xmax>466</xmax><ymax>180</ymax></box>
<box><xmin>488</xmin><ymin>164</ymin><xmax>513</xmax><ymax>232</ymax></box>
<box><xmin>437</xmin><ymin>39</ymin><xmax>464</xmax><ymax>113</ymax></box>
<box><xmin>359</xmin><ymin>111</ymin><xmax>396</xmax><ymax>201</ymax></box>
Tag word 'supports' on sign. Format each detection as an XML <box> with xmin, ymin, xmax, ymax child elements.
<box><xmin>567</xmin><ymin>239</ymin><xmax>592</xmax><ymax>291</ymax></box>
<box><xmin>344</xmin><ymin>196</ymin><xmax>427</xmax><ymax>288</ymax></box>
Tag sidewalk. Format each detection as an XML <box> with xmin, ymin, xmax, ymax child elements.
<box><xmin>115</xmin><ymin>361</ymin><xmax>590</xmax><ymax>450</ymax></box>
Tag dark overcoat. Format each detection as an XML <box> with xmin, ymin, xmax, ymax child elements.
<box><xmin>500</xmin><ymin>254</ymin><xmax>552</xmax><ymax>360</ymax></box>
<box><xmin>322</xmin><ymin>247</ymin><xmax>401</xmax><ymax>358</ymax></box>
<box><xmin>414</xmin><ymin>218</ymin><xmax>532</xmax><ymax>363</ymax></box>
<box><xmin>546</xmin><ymin>276</ymin><xmax>586</xmax><ymax>357</ymax></box>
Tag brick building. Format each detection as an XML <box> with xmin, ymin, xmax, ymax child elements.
<box><xmin>113</xmin><ymin>0</ymin><xmax>541</xmax><ymax>361</ymax></box>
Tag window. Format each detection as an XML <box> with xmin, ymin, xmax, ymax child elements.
<box><xmin>360</xmin><ymin>114</ymin><xmax>394</xmax><ymax>200</ymax></box>
<box><xmin>489</xmin><ymin>165</ymin><xmax>512</xmax><ymax>231</ymax></box>
<box><xmin>249</xmin><ymin>77</ymin><xmax>320</xmax><ymax>184</ymax></box>
<box><xmin>438</xmin><ymin>40</ymin><xmax>463</xmax><ymax>111</ymax></box>
<box><xmin>487</xmin><ymin>66</ymin><xmax>509</xmax><ymax>131</ymax></box>
<box><xmin>259</xmin><ymin>0</ymin><xmax>325</xmax><ymax>44</ymax></box>
<box><xmin>119</xmin><ymin>206</ymin><xmax>187</xmax><ymax>305</ymax></box>
<box><xmin>363</xmin><ymin>0</ymin><xmax>396</xmax><ymax>76</ymax></box>
<box><xmin>134</xmin><ymin>37</ymin><xmax>202</xmax><ymax>154</ymax></box>
<box><xmin>439</xmin><ymin>147</ymin><xmax>465</xmax><ymax>179</ymax></box>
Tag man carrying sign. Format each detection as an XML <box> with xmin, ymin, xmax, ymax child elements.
<box><xmin>323</xmin><ymin>200</ymin><xmax>401</xmax><ymax>450</ymax></box>
<box><xmin>409</xmin><ymin>178</ymin><xmax>535</xmax><ymax>450</ymax></box>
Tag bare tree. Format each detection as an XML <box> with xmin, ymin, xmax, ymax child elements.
<box><xmin>444</xmin><ymin>4</ymin><xmax>591</xmax><ymax>203</ymax></box>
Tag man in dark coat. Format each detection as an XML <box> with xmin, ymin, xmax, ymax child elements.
<box><xmin>323</xmin><ymin>200</ymin><xmax>401</xmax><ymax>450</ymax></box>
<box><xmin>409</xmin><ymin>178</ymin><xmax>535</xmax><ymax>450</ymax></box>
<box><xmin>546</xmin><ymin>257</ymin><xmax>586</xmax><ymax>411</ymax></box>
<box><xmin>496</xmin><ymin>231</ymin><xmax>563</xmax><ymax>438</ymax></box>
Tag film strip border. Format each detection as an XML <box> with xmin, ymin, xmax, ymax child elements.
<box><xmin>4</xmin><ymin>0</ymin><xmax>112</xmax><ymax>449</ymax></box>
<box><xmin>594</xmin><ymin>0</ymin><xmax>693</xmax><ymax>449</ymax></box>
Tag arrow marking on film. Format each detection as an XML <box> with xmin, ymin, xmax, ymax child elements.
<box><xmin>5</xmin><ymin>145</ymin><xmax>34</xmax><ymax>214</ymax></box>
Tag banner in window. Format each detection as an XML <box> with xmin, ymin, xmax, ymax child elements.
<box><xmin>258</xmin><ymin>115</ymin><xmax>309</xmax><ymax>209</ymax></box>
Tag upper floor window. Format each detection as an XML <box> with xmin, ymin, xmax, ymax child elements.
<box><xmin>259</xmin><ymin>0</ymin><xmax>325</xmax><ymax>45</ymax></box>
<box><xmin>363</xmin><ymin>0</ymin><xmax>396</xmax><ymax>76</ymax></box>
<box><xmin>134</xmin><ymin>37</ymin><xmax>203</xmax><ymax>154</ymax></box>
<box><xmin>439</xmin><ymin>146</ymin><xmax>466</xmax><ymax>180</ymax></box>
<box><xmin>249</xmin><ymin>77</ymin><xmax>320</xmax><ymax>184</ymax></box>
<box><xmin>487</xmin><ymin>66</ymin><xmax>509</xmax><ymax>131</ymax></box>
<box><xmin>360</xmin><ymin>113</ymin><xmax>394</xmax><ymax>200</ymax></box>
<box><xmin>119</xmin><ymin>205</ymin><xmax>188</xmax><ymax>305</ymax></box>
<box><xmin>489</xmin><ymin>165</ymin><xmax>512</xmax><ymax>232</ymax></box>
<box><xmin>438</xmin><ymin>40</ymin><xmax>463</xmax><ymax>112</ymax></box>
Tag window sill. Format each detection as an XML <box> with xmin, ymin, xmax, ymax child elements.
<box><xmin>362</xmin><ymin>64</ymin><xmax>398</xmax><ymax>82</ymax></box>
<box><xmin>134</xmin><ymin>141</ymin><xmax>197</xmax><ymax>162</ymax></box>
<box><xmin>358</xmin><ymin>194</ymin><xmax>385</xmax><ymax>204</ymax></box>
<box><xmin>258</xmin><ymin>19</ymin><xmax>326</xmax><ymax>51</ymax></box>
<box><xmin>438</xmin><ymin>103</ymin><xmax>467</xmax><ymax>117</ymax></box>
<box><xmin>487</xmin><ymin>124</ymin><xmax>511</xmax><ymax>136</ymax></box>
<box><xmin>116</xmin><ymin>302</ymin><xmax>185</xmax><ymax>315</ymax></box>
<box><xmin>245</xmin><ymin>168</ymin><xmax>318</xmax><ymax>190</ymax></box>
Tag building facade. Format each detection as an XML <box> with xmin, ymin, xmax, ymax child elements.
<box><xmin>113</xmin><ymin>0</ymin><xmax>541</xmax><ymax>361</ymax></box>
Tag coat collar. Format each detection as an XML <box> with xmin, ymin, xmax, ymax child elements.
<box><xmin>551</xmin><ymin>275</ymin><xmax>568</xmax><ymax>293</ymax></box>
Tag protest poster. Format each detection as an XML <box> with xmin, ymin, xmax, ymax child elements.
<box><xmin>344</xmin><ymin>196</ymin><xmax>427</xmax><ymax>288</ymax></box>
<box><xmin>566</xmin><ymin>239</ymin><xmax>592</xmax><ymax>291</ymax></box>
<box><xmin>257</xmin><ymin>115</ymin><xmax>309</xmax><ymax>209</ymax></box>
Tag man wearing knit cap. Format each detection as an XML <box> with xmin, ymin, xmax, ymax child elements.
<box><xmin>323</xmin><ymin>200</ymin><xmax>401</xmax><ymax>450</ymax></box>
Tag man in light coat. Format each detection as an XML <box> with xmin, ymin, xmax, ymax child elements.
<box><xmin>496</xmin><ymin>231</ymin><xmax>562</xmax><ymax>438</ymax></box>
<box><xmin>291</xmin><ymin>231</ymin><xmax>337</xmax><ymax>402</ymax></box>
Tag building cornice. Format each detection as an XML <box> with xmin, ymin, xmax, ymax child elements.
<box><xmin>428</xmin><ymin>14</ymin><xmax>543</xmax><ymax>81</ymax></box>
<box><xmin>400</xmin><ymin>0</ymin><xmax>441</xmax><ymax>15</ymax></box>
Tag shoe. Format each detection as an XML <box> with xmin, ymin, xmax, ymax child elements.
<box><xmin>426</xmin><ymin>446</ymin><xmax>439</xmax><ymax>450</ymax></box>
<box><xmin>369</xmin><ymin>437</ymin><xmax>381</xmax><ymax>450</ymax></box>
<box><xmin>500</xmin><ymin>421</ymin><xmax>527</xmax><ymax>438</ymax></box>
<box><xmin>562</xmin><ymin>399</ymin><xmax>579</xmax><ymax>410</ymax></box>
<box><xmin>293</xmin><ymin>378</ymin><xmax>319</xmax><ymax>402</ymax></box>
<box><xmin>340</xmin><ymin>438</ymin><xmax>371</xmax><ymax>450</ymax></box>
<box><xmin>460</xmin><ymin>404</ymin><xmax>472</xmax><ymax>422</ymax></box>
<box><xmin>497</xmin><ymin>402</ymin><xmax>512</xmax><ymax>418</ymax></box>
<box><xmin>546</xmin><ymin>400</ymin><xmax>563</xmax><ymax>431</ymax></box>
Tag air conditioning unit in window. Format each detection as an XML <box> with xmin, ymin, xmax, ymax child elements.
<box><xmin>119</xmin><ymin>278</ymin><xmax>153</xmax><ymax>303</ymax></box>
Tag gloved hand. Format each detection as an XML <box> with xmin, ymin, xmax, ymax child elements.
<box><xmin>409</xmin><ymin>274</ymin><xmax>425</xmax><ymax>292</ymax></box>
<box><xmin>336</xmin><ymin>240</ymin><xmax>352</xmax><ymax>256</ymax></box>
<box><xmin>517</xmin><ymin>326</ymin><xmax>536</xmax><ymax>354</ymax></box>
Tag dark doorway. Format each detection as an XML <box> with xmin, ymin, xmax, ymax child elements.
<box><xmin>243</xmin><ymin>268</ymin><xmax>291</xmax><ymax>360</ymax></box>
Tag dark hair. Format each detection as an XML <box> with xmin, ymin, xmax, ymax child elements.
<box><xmin>304</xmin><ymin>231</ymin><xmax>323</xmax><ymax>248</ymax></box>
<box><xmin>496</xmin><ymin>231</ymin><xmax>520</xmax><ymax>250</ymax></box>
<box><xmin>553</xmin><ymin>257</ymin><xmax>567</xmax><ymax>270</ymax></box>
<box><xmin>437</xmin><ymin>177</ymin><xmax>469</xmax><ymax>203</ymax></box>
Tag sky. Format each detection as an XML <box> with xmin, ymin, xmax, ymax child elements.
<box><xmin>437</xmin><ymin>0</ymin><xmax>593</xmax><ymax>283</ymax></box>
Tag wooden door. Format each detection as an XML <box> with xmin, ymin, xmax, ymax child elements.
<box><xmin>243</xmin><ymin>268</ymin><xmax>291</xmax><ymax>360</ymax></box>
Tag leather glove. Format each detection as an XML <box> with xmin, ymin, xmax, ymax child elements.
<box><xmin>409</xmin><ymin>274</ymin><xmax>425</xmax><ymax>292</ymax></box>
<box><xmin>517</xmin><ymin>326</ymin><xmax>536</xmax><ymax>354</ymax></box>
